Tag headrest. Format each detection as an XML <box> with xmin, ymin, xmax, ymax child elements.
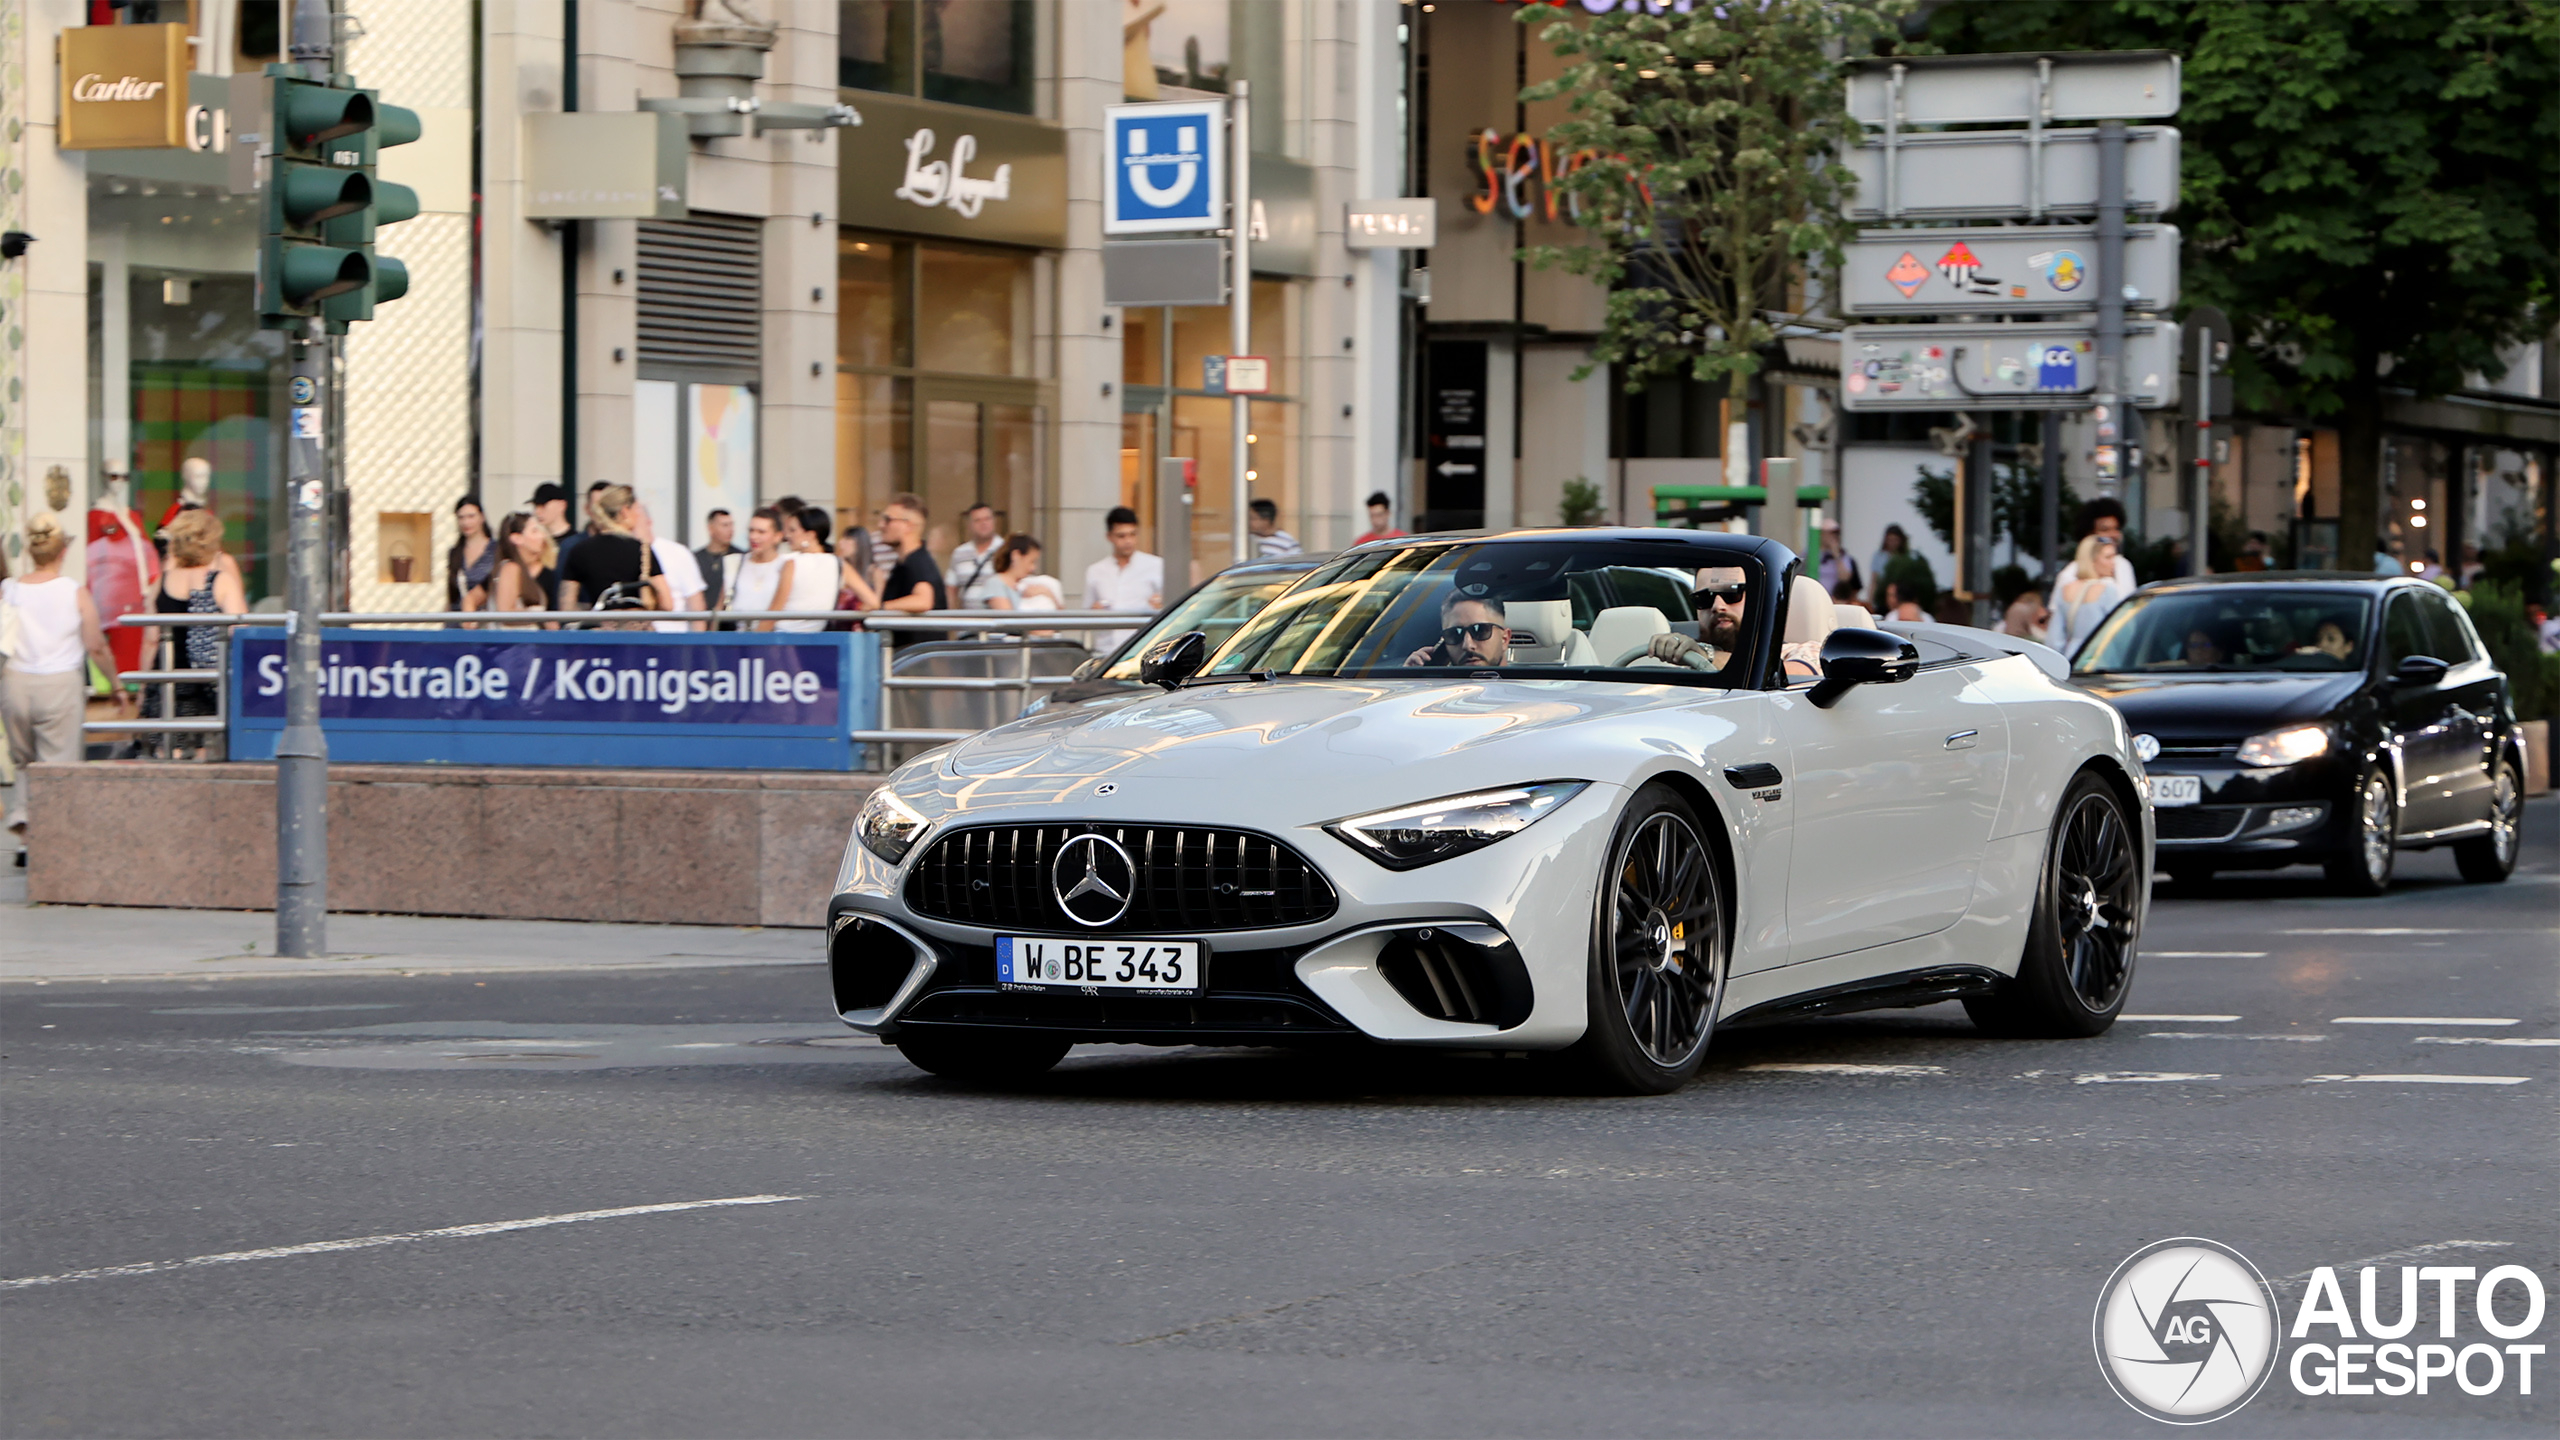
<box><xmin>1505</xmin><ymin>598</ymin><xmax>1574</xmax><ymax>648</ymax></box>
<box><xmin>1830</xmin><ymin>603</ymin><xmax>1879</xmax><ymax>630</ymax></box>
<box><xmin>1588</xmin><ymin>605</ymin><xmax>1670</xmax><ymax>664</ymax></box>
<box><xmin>1783</xmin><ymin>574</ymin><xmax>1838</xmax><ymax>648</ymax></box>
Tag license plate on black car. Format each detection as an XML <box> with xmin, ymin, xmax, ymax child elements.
<box><xmin>2150</xmin><ymin>775</ymin><xmax>2201</xmax><ymax>807</ymax></box>
<box><xmin>996</xmin><ymin>937</ymin><xmax>1204</xmax><ymax>994</ymax></box>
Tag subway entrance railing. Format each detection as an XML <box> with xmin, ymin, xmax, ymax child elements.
<box><xmin>86</xmin><ymin>608</ymin><xmax>1151</xmax><ymax>771</ymax></box>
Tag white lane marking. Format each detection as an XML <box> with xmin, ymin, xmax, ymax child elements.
<box><xmin>2283</xmin><ymin>928</ymin><xmax>2465</xmax><ymax>936</ymax></box>
<box><xmin>2305</xmin><ymin>1074</ymin><xmax>2531</xmax><ymax>1086</ymax></box>
<box><xmin>2144</xmin><ymin>1032</ymin><xmax>2326</xmax><ymax>1042</ymax></box>
<box><xmin>2333</xmin><ymin>1016</ymin><xmax>2519</xmax><ymax>1027</ymax></box>
<box><xmin>2121</xmin><ymin>1014</ymin><xmax>2240</xmax><ymax>1022</ymax></box>
<box><xmin>2074</xmin><ymin>1071</ymin><xmax>2220</xmax><ymax>1084</ymax></box>
<box><xmin>1740</xmin><ymin>1063</ymin><xmax>1945</xmax><ymax>1077</ymax></box>
<box><xmin>2277</xmin><ymin>1241</ymin><xmax>2511</xmax><ymax>1284</ymax></box>
<box><xmin>2147</xmin><ymin>952</ymin><xmax>2268</xmax><ymax>959</ymax></box>
<box><xmin>0</xmin><ymin>1195</ymin><xmax>807</xmax><ymax>1292</ymax></box>
<box><xmin>2414</xmin><ymin>1036</ymin><xmax>2560</xmax><ymax>1047</ymax></box>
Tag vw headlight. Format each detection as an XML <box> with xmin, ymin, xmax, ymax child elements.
<box><xmin>2235</xmin><ymin>724</ymin><xmax>2330</xmax><ymax>768</ymax></box>
<box><xmin>856</xmin><ymin>789</ymin><xmax>930</xmax><ymax>864</ymax></box>
<box><xmin>1327</xmin><ymin>781</ymin><xmax>1589</xmax><ymax>870</ymax></box>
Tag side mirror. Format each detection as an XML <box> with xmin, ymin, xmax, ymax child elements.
<box><xmin>1808</xmin><ymin>628</ymin><xmax>1920</xmax><ymax>710</ymax></box>
<box><xmin>2391</xmin><ymin>654</ymin><xmax>2451</xmax><ymax>686</ymax></box>
<box><xmin>1138</xmin><ymin>630</ymin><xmax>1210</xmax><ymax>690</ymax></box>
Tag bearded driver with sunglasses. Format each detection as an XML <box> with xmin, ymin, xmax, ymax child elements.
<box><xmin>1647</xmin><ymin>565</ymin><xmax>1821</xmax><ymax>680</ymax></box>
<box><xmin>1405</xmin><ymin>594</ymin><xmax>1513</xmax><ymax>668</ymax></box>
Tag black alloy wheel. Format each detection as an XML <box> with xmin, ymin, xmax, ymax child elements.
<box><xmin>2324</xmin><ymin>770</ymin><xmax>2398</xmax><ymax>896</ymax></box>
<box><xmin>2453</xmin><ymin>755</ymin><xmax>2522</xmax><ymax>884</ymax></box>
<box><xmin>1572</xmin><ymin>785</ymin><xmax>1727</xmax><ymax>1094</ymax></box>
<box><xmin>1966</xmin><ymin>771</ymin><xmax>2140</xmax><ymax>1038</ymax></box>
<box><xmin>893</xmin><ymin>1027</ymin><xmax>1072</xmax><ymax>1084</ymax></box>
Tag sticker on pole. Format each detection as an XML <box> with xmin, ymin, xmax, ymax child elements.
<box><xmin>1885</xmin><ymin>251</ymin><xmax>1928</xmax><ymax>298</ymax></box>
<box><xmin>1104</xmin><ymin>101</ymin><xmax>1227</xmax><ymax>235</ymax></box>
<box><xmin>291</xmin><ymin>407</ymin><xmax>322</xmax><ymax>438</ymax></box>
<box><xmin>289</xmin><ymin>377</ymin><xmax>317</xmax><ymax>404</ymax></box>
<box><xmin>1218</xmin><ymin>356</ymin><xmax>1270</xmax><ymax>395</ymax></box>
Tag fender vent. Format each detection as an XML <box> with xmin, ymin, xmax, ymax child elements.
<box><xmin>1375</xmin><ymin>928</ymin><xmax>1534</xmax><ymax>1029</ymax></box>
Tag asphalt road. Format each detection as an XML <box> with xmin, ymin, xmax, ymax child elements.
<box><xmin>5</xmin><ymin>803</ymin><xmax>2554</xmax><ymax>1439</ymax></box>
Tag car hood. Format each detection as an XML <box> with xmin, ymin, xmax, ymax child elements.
<box><xmin>2074</xmin><ymin>671</ymin><xmax>2364</xmax><ymax>743</ymax></box>
<box><xmin>893</xmin><ymin>676</ymin><xmax>1751</xmax><ymax>826</ymax></box>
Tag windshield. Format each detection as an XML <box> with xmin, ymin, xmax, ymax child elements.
<box><xmin>1100</xmin><ymin>569</ymin><xmax>1306</xmax><ymax>680</ymax></box>
<box><xmin>1201</xmin><ymin>539</ymin><xmax>1767</xmax><ymax>686</ymax></box>
<box><xmin>2073</xmin><ymin>589</ymin><xmax>2373</xmax><ymax>674</ymax></box>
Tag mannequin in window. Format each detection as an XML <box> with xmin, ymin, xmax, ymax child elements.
<box><xmin>86</xmin><ymin>459</ymin><xmax>159</xmax><ymax>678</ymax></box>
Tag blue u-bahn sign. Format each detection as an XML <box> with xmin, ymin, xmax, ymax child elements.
<box><xmin>1103</xmin><ymin>100</ymin><xmax>1226</xmax><ymax>235</ymax></box>
<box><xmin>228</xmin><ymin>628</ymin><xmax>881</xmax><ymax>770</ymax></box>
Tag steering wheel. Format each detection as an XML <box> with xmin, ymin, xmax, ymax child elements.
<box><xmin>1609</xmin><ymin>640</ymin><xmax>1716</xmax><ymax>671</ymax></box>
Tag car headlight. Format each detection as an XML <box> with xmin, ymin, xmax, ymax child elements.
<box><xmin>856</xmin><ymin>789</ymin><xmax>931</xmax><ymax>864</ymax></box>
<box><xmin>1326</xmin><ymin>781</ymin><xmax>1589</xmax><ymax>870</ymax></box>
<box><xmin>2235</xmin><ymin>724</ymin><xmax>2330</xmax><ymax>768</ymax></box>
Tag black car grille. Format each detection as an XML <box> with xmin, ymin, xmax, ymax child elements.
<box><xmin>2155</xmin><ymin>806</ymin><xmax>2248</xmax><ymax>842</ymax></box>
<box><xmin>904</xmin><ymin>823</ymin><xmax>1338</xmax><ymax>933</ymax></box>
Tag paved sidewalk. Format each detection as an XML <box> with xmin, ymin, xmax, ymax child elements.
<box><xmin>1</xmin><ymin>870</ymin><xmax>824</xmax><ymax>984</ymax></box>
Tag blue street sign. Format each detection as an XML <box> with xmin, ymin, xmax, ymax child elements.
<box><xmin>1103</xmin><ymin>100</ymin><xmax>1225</xmax><ymax>236</ymax></box>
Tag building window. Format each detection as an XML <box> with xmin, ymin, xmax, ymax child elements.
<box><xmin>840</xmin><ymin>0</ymin><xmax>1034</xmax><ymax>116</ymax></box>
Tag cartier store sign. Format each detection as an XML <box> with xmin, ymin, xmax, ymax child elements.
<box><xmin>58</xmin><ymin>22</ymin><xmax>190</xmax><ymax>150</ymax></box>
<box><xmin>839</xmin><ymin>91</ymin><xmax>1066</xmax><ymax>250</ymax></box>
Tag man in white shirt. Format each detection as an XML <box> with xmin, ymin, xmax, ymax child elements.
<box><xmin>731</xmin><ymin>506</ymin><xmax>788</xmax><ymax>624</ymax></box>
<box><xmin>1248</xmin><ymin>498</ymin><xmax>1301</xmax><ymax>558</ymax></box>
<box><xmin>1081</xmin><ymin>505</ymin><xmax>1164</xmax><ymax>652</ymax></box>
<box><xmin>945</xmin><ymin>502</ymin><xmax>1004</xmax><ymax>608</ymax></box>
<box><xmin>630</xmin><ymin>500</ymin><xmax>707</xmax><ymax>633</ymax></box>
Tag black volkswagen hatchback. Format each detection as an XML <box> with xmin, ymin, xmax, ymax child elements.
<box><xmin>2071</xmin><ymin>574</ymin><xmax>2525</xmax><ymax>894</ymax></box>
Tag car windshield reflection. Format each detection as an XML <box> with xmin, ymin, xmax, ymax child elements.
<box><xmin>1199</xmin><ymin>539</ymin><xmax>1766</xmax><ymax>687</ymax></box>
<box><xmin>2074</xmin><ymin>590</ymin><xmax>2372</xmax><ymax>674</ymax></box>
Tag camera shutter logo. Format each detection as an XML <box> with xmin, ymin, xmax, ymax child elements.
<box><xmin>1052</xmin><ymin>834</ymin><xmax>1136</xmax><ymax>927</ymax></box>
<box><xmin>2094</xmin><ymin>1238</ymin><xmax>2282</xmax><ymax>1424</ymax></box>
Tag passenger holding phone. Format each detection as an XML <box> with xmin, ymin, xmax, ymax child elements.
<box><xmin>1405</xmin><ymin>594</ymin><xmax>1513</xmax><ymax>668</ymax></box>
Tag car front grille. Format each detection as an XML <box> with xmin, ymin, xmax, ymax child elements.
<box><xmin>2154</xmin><ymin>806</ymin><xmax>2248</xmax><ymax>843</ymax></box>
<box><xmin>904</xmin><ymin>823</ymin><xmax>1339</xmax><ymax>933</ymax></box>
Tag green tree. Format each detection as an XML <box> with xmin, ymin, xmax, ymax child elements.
<box><xmin>1925</xmin><ymin>0</ymin><xmax>2560</xmax><ymax>571</ymax></box>
<box><xmin>1520</xmin><ymin>0</ymin><xmax>1906</xmax><ymax>438</ymax></box>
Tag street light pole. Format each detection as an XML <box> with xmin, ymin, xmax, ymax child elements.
<box><xmin>1229</xmin><ymin>80</ymin><xmax>1252</xmax><ymax>566</ymax></box>
<box><xmin>275</xmin><ymin>0</ymin><xmax>334</xmax><ymax>958</ymax></box>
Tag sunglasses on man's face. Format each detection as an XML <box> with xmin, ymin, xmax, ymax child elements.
<box><xmin>1697</xmin><ymin>584</ymin><xmax>1748</xmax><ymax>606</ymax></box>
<box><xmin>1439</xmin><ymin>622</ymin><xmax>1506</xmax><ymax>644</ymax></box>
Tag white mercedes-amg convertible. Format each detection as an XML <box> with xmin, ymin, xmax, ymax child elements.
<box><xmin>828</xmin><ymin>529</ymin><xmax>2151</xmax><ymax>1093</ymax></box>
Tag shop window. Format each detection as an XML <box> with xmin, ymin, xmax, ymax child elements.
<box><xmin>916</xmin><ymin>245</ymin><xmax>1032</xmax><ymax>377</ymax></box>
<box><xmin>836</xmin><ymin>373</ymin><xmax>912</xmax><ymax>528</ymax></box>
<box><xmin>841</xmin><ymin>0</ymin><xmax>1034</xmax><ymax>115</ymax></box>
<box><xmin>839</xmin><ymin>235</ymin><xmax>910</xmax><ymax>370</ymax></box>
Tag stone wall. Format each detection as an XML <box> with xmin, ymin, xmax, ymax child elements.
<box><xmin>23</xmin><ymin>764</ymin><xmax>877</xmax><ymax>928</ymax></box>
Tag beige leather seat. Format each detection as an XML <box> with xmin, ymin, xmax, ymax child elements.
<box><xmin>1784</xmin><ymin>575</ymin><xmax>1839</xmax><ymax>650</ymax></box>
<box><xmin>1504</xmin><ymin>599</ymin><xmax>1575</xmax><ymax>665</ymax></box>
<box><xmin>1589</xmin><ymin>605</ymin><xmax>1671</xmax><ymax>667</ymax></box>
<box><xmin>1831</xmin><ymin>603</ymin><xmax>1879</xmax><ymax>630</ymax></box>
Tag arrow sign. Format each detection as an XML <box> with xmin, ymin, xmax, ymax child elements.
<box><xmin>1843</xmin><ymin>225</ymin><xmax>2178</xmax><ymax>316</ymax></box>
<box><xmin>1845</xmin><ymin>126</ymin><xmax>2179</xmax><ymax>220</ymax></box>
<box><xmin>1435</xmin><ymin>461</ymin><xmax>1479</xmax><ymax>477</ymax></box>
<box><xmin>1840</xmin><ymin>321</ymin><xmax>2183</xmax><ymax>411</ymax></box>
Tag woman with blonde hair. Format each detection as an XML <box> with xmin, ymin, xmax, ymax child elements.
<box><xmin>556</xmin><ymin>483</ymin><xmax>671</xmax><ymax>614</ymax></box>
<box><xmin>2049</xmin><ymin>532</ymin><xmax>2129</xmax><ymax>659</ymax></box>
<box><xmin>141</xmin><ymin>509</ymin><xmax>248</xmax><ymax>752</ymax></box>
<box><xmin>4</xmin><ymin>516</ymin><xmax>132</xmax><ymax>850</ymax></box>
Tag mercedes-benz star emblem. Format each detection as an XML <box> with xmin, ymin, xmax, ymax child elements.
<box><xmin>1052</xmin><ymin>833</ymin><xmax>1136</xmax><ymax>927</ymax></box>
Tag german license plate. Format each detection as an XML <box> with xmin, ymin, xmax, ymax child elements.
<box><xmin>2150</xmin><ymin>774</ymin><xmax>2201</xmax><ymax>807</ymax></box>
<box><xmin>996</xmin><ymin>936</ymin><xmax>1203</xmax><ymax>995</ymax></box>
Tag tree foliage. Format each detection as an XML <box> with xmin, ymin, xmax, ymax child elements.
<box><xmin>1925</xmin><ymin>1</ymin><xmax>2560</xmax><ymax>566</ymax></box>
<box><xmin>1520</xmin><ymin>0</ymin><xmax>1907</xmax><ymax>400</ymax></box>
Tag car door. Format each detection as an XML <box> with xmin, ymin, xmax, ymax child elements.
<box><xmin>1771</xmin><ymin>642</ymin><xmax>2011</xmax><ymax>965</ymax></box>
<box><xmin>2378</xmin><ymin>590</ymin><xmax>2466</xmax><ymax>832</ymax></box>
<box><xmin>2415</xmin><ymin>586</ymin><xmax>2498</xmax><ymax>827</ymax></box>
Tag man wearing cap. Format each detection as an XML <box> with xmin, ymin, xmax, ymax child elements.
<box><xmin>532</xmin><ymin>483</ymin><xmax>579</xmax><ymax>571</ymax></box>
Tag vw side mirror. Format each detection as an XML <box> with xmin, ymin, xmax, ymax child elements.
<box><xmin>2391</xmin><ymin>654</ymin><xmax>2451</xmax><ymax>686</ymax></box>
<box><xmin>1138</xmin><ymin>630</ymin><xmax>1210</xmax><ymax>690</ymax></box>
<box><xmin>1808</xmin><ymin>628</ymin><xmax>1920</xmax><ymax>710</ymax></box>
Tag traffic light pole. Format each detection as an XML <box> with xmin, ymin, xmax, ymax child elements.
<box><xmin>276</xmin><ymin>0</ymin><xmax>332</xmax><ymax>959</ymax></box>
<box><xmin>1229</xmin><ymin>80</ymin><xmax>1252</xmax><ymax>566</ymax></box>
